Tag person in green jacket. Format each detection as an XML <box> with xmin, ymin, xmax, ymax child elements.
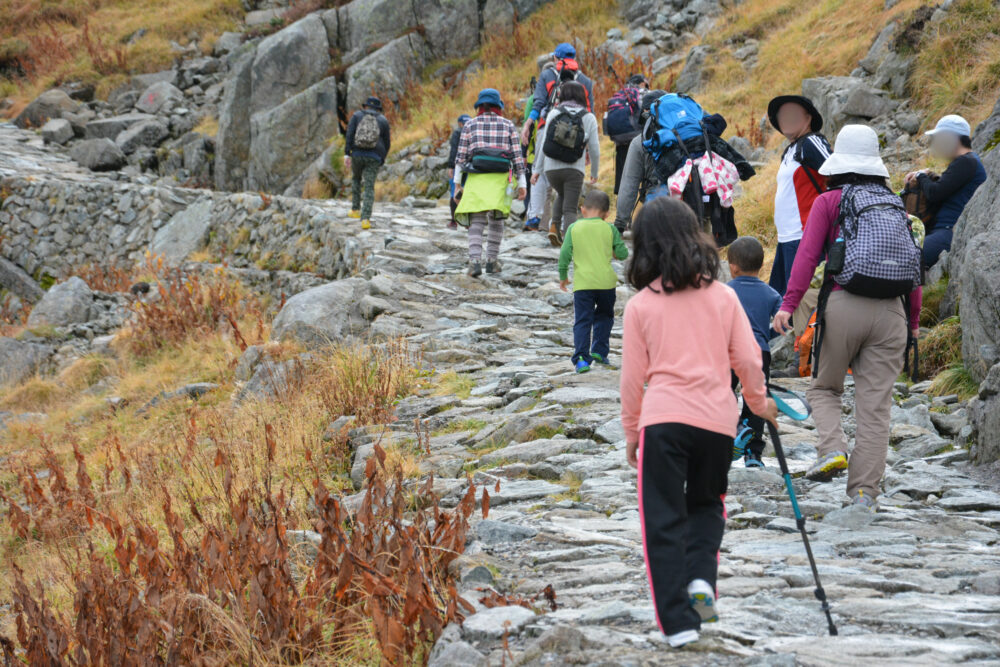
<box><xmin>559</xmin><ymin>190</ymin><xmax>629</xmax><ymax>373</ymax></box>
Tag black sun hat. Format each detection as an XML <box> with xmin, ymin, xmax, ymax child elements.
<box><xmin>767</xmin><ymin>95</ymin><xmax>823</xmax><ymax>133</ymax></box>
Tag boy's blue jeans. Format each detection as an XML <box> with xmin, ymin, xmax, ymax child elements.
<box><xmin>573</xmin><ymin>289</ymin><xmax>616</xmax><ymax>364</ymax></box>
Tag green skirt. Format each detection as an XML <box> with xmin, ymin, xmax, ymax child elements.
<box><xmin>455</xmin><ymin>172</ymin><xmax>512</xmax><ymax>227</ymax></box>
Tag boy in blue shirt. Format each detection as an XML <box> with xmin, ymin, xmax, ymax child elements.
<box><xmin>727</xmin><ymin>236</ymin><xmax>782</xmax><ymax>468</ymax></box>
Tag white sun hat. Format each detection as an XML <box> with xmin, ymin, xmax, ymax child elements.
<box><xmin>925</xmin><ymin>114</ymin><xmax>971</xmax><ymax>137</ymax></box>
<box><xmin>818</xmin><ymin>124</ymin><xmax>890</xmax><ymax>178</ymax></box>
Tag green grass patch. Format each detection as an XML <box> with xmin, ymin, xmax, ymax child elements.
<box><xmin>435</xmin><ymin>418</ymin><xmax>488</xmax><ymax>435</ymax></box>
<box><xmin>920</xmin><ymin>278</ymin><xmax>949</xmax><ymax>327</ymax></box>
<box><xmin>928</xmin><ymin>365</ymin><xmax>980</xmax><ymax>401</ymax></box>
<box><xmin>434</xmin><ymin>371</ymin><xmax>476</xmax><ymax>400</ymax></box>
<box><xmin>919</xmin><ymin>316</ymin><xmax>962</xmax><ymax>379</ymax></box>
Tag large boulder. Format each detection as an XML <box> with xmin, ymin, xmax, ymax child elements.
<box><xmin>134</xmin><ymin>81</ymin><xmax>184</xmax><ymax>114</ymax></box>
<box><xmin>84</xmin><ymin>113</ymin><xmax>156</xmax><ymax>140</ymax></box>
<box><xmin>215</xmin><ymin>46</ymin><xmax>257</xmax><ymax>191</ymax></box>
<box><xmin>0</xmin><ymin>258</ymin><xmax>45</xmax><ymax>303</ymax></box>
<box><xmin>338</xmin><ymin>0</ymin><xmax>419</xmax><ymax>60</ymax></box>
<box><xmin>970</xmin><ymin>363</ymin><xmax>1000</xmax><ymax>464</ymax></box>
<box><xmin>973</xmin><ymin>95</ymin><xmax>1000</xmax><ymax>155</ymax></box>
<box><xmin>270</xmin><ymin>278</ymin><xmax>371</xmax><ymax>347</ymax></box>
<box><xmin>69</xmin><ymin>138</ymin><xmax>126</xmax><ymax>171</ymax></box>
<box><xmin>345</xmin><ymin>33</ymin><xmax>431</xmax><ymax>113</ymax></box>
<box><xmin>0</xmin><ymin>337</ymin><xmax>52</xmax><ymax>388</ymax></box>
<box><xmin>150</xmin><ymin>198</ymin><xmax>216</xmax><ymax>265</ymax></box>
<box><xmin>674</xmin><ymin>45</ymin><xmax>711</xmax><ymax>94</ymax></box>
<box><xmin>247</xmin><ymin>77</ymin><xmax>339</xmax><ymax>193</ymax></box>
<box><xmin>115</xmin><ymin>119</ymin><xmax>170</xmax><ymax>154</ymax></box>
<box><xmin>802</xmin><ymin>76</ymin><xmax>896</xmax><ymax>136</ymax></box>
<box><xmin>26</xmin><ymin>277</ymin><xmax>94</xmax><ymax>328</ymax></box>
<box><xmin>14</xmin><ymin>89</ymin><xmax>79</xmax><ymax>129</ymax></box>
<box><xmin>40</xmin><ymin>118</ymin><xmax>74</xmax><ymax>145</ymax></box>
<box><xmin>415</xmin><ymin>0</ymin><xmax>480</xmax><ymax>60</ymax></box>
<box><xmin>250</xmin><ymin>14</ymin><xmax>331</xmax><ymax>115</ymax></box>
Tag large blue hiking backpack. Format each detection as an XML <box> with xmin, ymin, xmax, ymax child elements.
<box><xmin>641</xmin><ymin>93</ymin><xmax>705</xmax><ymax>162</ymax></box>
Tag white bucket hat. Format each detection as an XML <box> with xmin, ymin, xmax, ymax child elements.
<box><xmin>818</xmin><ymin>124</ymin><xmax>890</xmax><ymax>178</ymax></box>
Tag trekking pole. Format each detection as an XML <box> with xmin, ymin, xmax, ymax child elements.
<box><xmin>766</xmin><ymin>384</ymin><xmax>838</xmax><ymax>637</ymax></box>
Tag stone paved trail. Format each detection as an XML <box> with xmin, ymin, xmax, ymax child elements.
<box><xmin>2</xmin><ymin>122</ymin><xmax>999</xmax><ymax>665</ymax></box>
<box><xmin>336</xmin><ymin>207</ymin><xmax>1000</xmax><ymax>666</ymax></box>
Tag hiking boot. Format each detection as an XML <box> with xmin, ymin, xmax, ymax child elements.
<box><xmin>348</xmin><ymin>209</ymin><xmax>361</xmax><ymax>219</ymax></box>
<box><xmin>523</xmin><ymin>217</ymin><xmax>540</xmax><ymax>232</ymax></box>
<box><xmin>732</xmin><ymin>421</ymin><xmax>753</xmax><ymax>462</ymax></box>
<box><xmin>590</xmin><ymin>352</ymin><xmax>610</xmax><ymax>365</ymax></box>
<box><xmin>467</xmin><ymin>261</ymin><xmax>482</xmax><ymax>278</ymax></box>
<box><xmin>547</xmin><ymin>223</ymin><xmax>563</xmax><ymax>247</ymax></box>
<box><xmin>361</xmin><ymin>219</ymin><xmax>371</xmax><ymax>230</ymax></box>
<box><xmin>667</xmin><ymin>629</ymin><xmax>699</xmax><ymax>648</ymax></box>
<box><xmin>575</xmin><ymin>359</ymin><xmax>591</xmax><ymax>374</ymax></box>
<box><xmin>687</xmin><ymin>579</ymin><xmax>718</xmax><ymax>623</ymax></box>
<box><xmin>744</xmin><ymin>451</ymin><xmax>765</xmax><ymax>468</ymax></box>
<box><xmin>805</xmin><ymin>451</ymin><xmax>848</xmax><ymax>482</ymax></box>
<box><xmin>852</xmin><ymin>490</ymin><xmax>877</xmax><ymax>511</ymax></box>
<box><xmin>485</xmin><ymin>259</ymin><xmax>501</xmax><ymax>274</ymax></box>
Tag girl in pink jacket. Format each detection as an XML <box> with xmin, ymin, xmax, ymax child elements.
<box><xmin>620</xmin><ymin>197</ymin><xmax>777</xmax><ymax>648</ymax></box>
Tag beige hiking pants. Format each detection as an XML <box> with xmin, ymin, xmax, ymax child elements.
<box><xmin>807</xmin><ymin>290</ymin><xmax>907</xmax><ymax>499</ymax></box>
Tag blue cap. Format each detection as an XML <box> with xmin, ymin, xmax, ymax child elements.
<box><xmin>554</xmin><ymin>42</ymin><xmax>576</xmax><ymax>59</ymax></box>
<box><xmin>474</xmin><ymin>88</ymin><xmax>504</xmax><ymax>110</ymax></box>
<box><xmin>458</xmin><ymin>114</ymin><xmax>471</xmax><ymax>124</ymax></box>
<box><xmin>926</xmin><ymin>114</ymin><xmax>971</xmax><ymax>138</ymax></box>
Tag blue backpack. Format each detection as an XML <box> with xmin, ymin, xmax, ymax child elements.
<box><xmin>642</xmin><ymin>93</ymin><xmax>705</xmax><ymax>162</ymax></box>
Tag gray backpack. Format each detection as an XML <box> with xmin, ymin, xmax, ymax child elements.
<box><xmin>354</xmin><ymin>112</ymin><xmax>381</xmax><ymax>150</ymax></box>
<box><xmin>832</xmin><ymin>183</ymin><xmax>922</xmax><ymax>298</ymax></box>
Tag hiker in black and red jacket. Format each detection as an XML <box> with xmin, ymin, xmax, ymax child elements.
<box><xmin>766</xmin><ymin>95</ymin><xmax>832</xmax><ymax>297</ymax></box>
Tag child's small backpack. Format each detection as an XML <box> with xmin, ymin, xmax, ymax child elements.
<box><xmin>354</xmin><ymin>111</ymin><xmax>381</xmax><ymax>150</ymax></box>
<box><xmin>831</xmin><ymin>183</ymin><xmax>923</xmax><ymax>298</ymax></box>
<box><xmin>543</xmin><ymin>106</ymin><xmax>587</xmax><ymax>163</ymax></box>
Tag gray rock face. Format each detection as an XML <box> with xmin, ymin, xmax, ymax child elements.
<box><xmin>250</xmin><ymin>14</ymin><xmax>331</xmax><ymax>115</ymax></box>
<box><xmin>40</xmin><ymin>118</ymin><xmax>74</xmax><ymax>145</ymax></box>
<box><xmin>0</xmin><ymin>337</ymin><xmax>52</xmax><ymax>388</ymax></box>
<box><xmin>14</xmin><ymin>89</ymin><xmax>79</xmax><ymax>129</ymax></box>
<box><xmin>970</xmin><ymin>363</ymin><xmax>1000</xmax><ymax>464</ymax></box>
<box><xmin>802</xmin><ymin>76</ymin><xmax>895</xmax><ymax>136</ymax></box>
<box><xmin>26</xmin><ymin>277</ymin><xmax>93</xmax><ymax>328</ymax></box>
<box><xmin>150</xmin><ymin>198</ymin><xmax>215</xmax><ymax>265</ymax></box>
<box><xmin>0</xmin><ymin>257</ymin><xmax>44</xmax><ymax>303</ymax></box>
<box><xmin>345</xmin><ymin>33</ymin><xmax>431</xmax><ymax>113</ymax></box>
<box><xmin>950</xmin><ymin>145</ymin><xmax>1000</xmax><ymax>382</ymax></box>
<box><xmin>134</xmin><ymin>81</ymin><xmax>184</xmax><ymax>114</ymax></box>
<box><xmin>270</xmin><ymin>278</ymin><xmax>370</xmax><ymax>347</ymax></box>
<box><xmin>427</xmin><ymin>640</ymin><xmax>484</xmax><ymax>667</ymax></box>
<box><xmin>674</xmin><ymin>45</ymin><xmax>711</xmax><ymax>94</ymax></box>
<box><xmin>247</xmin><ymin>77</ymin><xmax>338</xmax><ymax>193</ymax></box>
<box><xmin>115</xmin><ymin>119</ymin><xmax>169</xmax><ymax>154</ymax></box>
<box><xmin>69</xmin><ymin>138</ymin><xmax>126</xmax><ymax>171</ymax></box>
<box><xmin>215</xmin><ymin>46</ymin><xmax>256</xmax><ymax>191</ymax></box>
<box><xmin>972</xmin><ymin>95</ymin><xmax>1000</xmax><ymax>154</ymax></box>
<box><xmin>475</xmin><ymin>519</ymin><xmax>538</xmax><ymax>545</ymax></box>
<box><xmin>461</xmin><ymin>605</ymin><xmax>536</xmax><ymax>640</ymax></box>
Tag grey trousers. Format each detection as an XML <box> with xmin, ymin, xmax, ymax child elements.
<box><xmin>807</xmin><ymin>290</ymin><xmax>907</xmax><ymax>499</ymax></box>
<box><xmin>467</xmin><ymin>211</ymin><xmax>504</xmax><ymax>261</ymax></box>
<box><xmin>546</xmin><ymin>168</ymin><xmax>584</xmax><ymax>234</ymax></box>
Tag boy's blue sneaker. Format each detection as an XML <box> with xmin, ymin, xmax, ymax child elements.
<box><xmin>732</xmin><ymin>421</ymin><xmax>753</xmax><ymax>462</ymax></box>
<box><xmin>575</xmin><ymin>359</ymin><xmax>591</xmax><ymax>374</ymax></box>
<box><xmin>744</xmin><ymin>452</ymin><xmax>765</xmax><ymax>468</ymax></box>
<box><xmin>590</xmin><ymin>352</ymin><xmax>611</xmax><ymax>365</ymax></box>
<box><xmin>523</xmin><ymin>217</ymin><xmax>540</xmax><ymax>231</ymax></box>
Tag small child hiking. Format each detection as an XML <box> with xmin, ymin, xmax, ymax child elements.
<box><xmin>727</xmin><ymin>236</ymin><xmax>782</xmax><ymax>468</ymax></box>
<box><xmin>620</xmin><ymin>198</ymin><xmax>777</xmax><ymax>648</ymax></box>
<box><xmin>558</xmin><ymin>190</ymin><xmax>629</xmax><ymax>374</ymax></box>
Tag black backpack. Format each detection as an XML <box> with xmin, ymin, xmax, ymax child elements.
<box><xmin>542</xmin><ymin>106</ymin><xmax>586</xmax><ymax>163</ymax></box>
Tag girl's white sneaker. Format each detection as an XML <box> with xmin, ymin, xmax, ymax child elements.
<box><xmin>667</xmin><ymin>629</ymin><xmax>700</xmax><ymax>648</ymax></box>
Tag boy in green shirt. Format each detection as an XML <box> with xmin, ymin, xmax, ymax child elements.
<box><xmin>559</xmin><ymin>190</ymin><xmax>629</xmax><ymax>373</ymax></box>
